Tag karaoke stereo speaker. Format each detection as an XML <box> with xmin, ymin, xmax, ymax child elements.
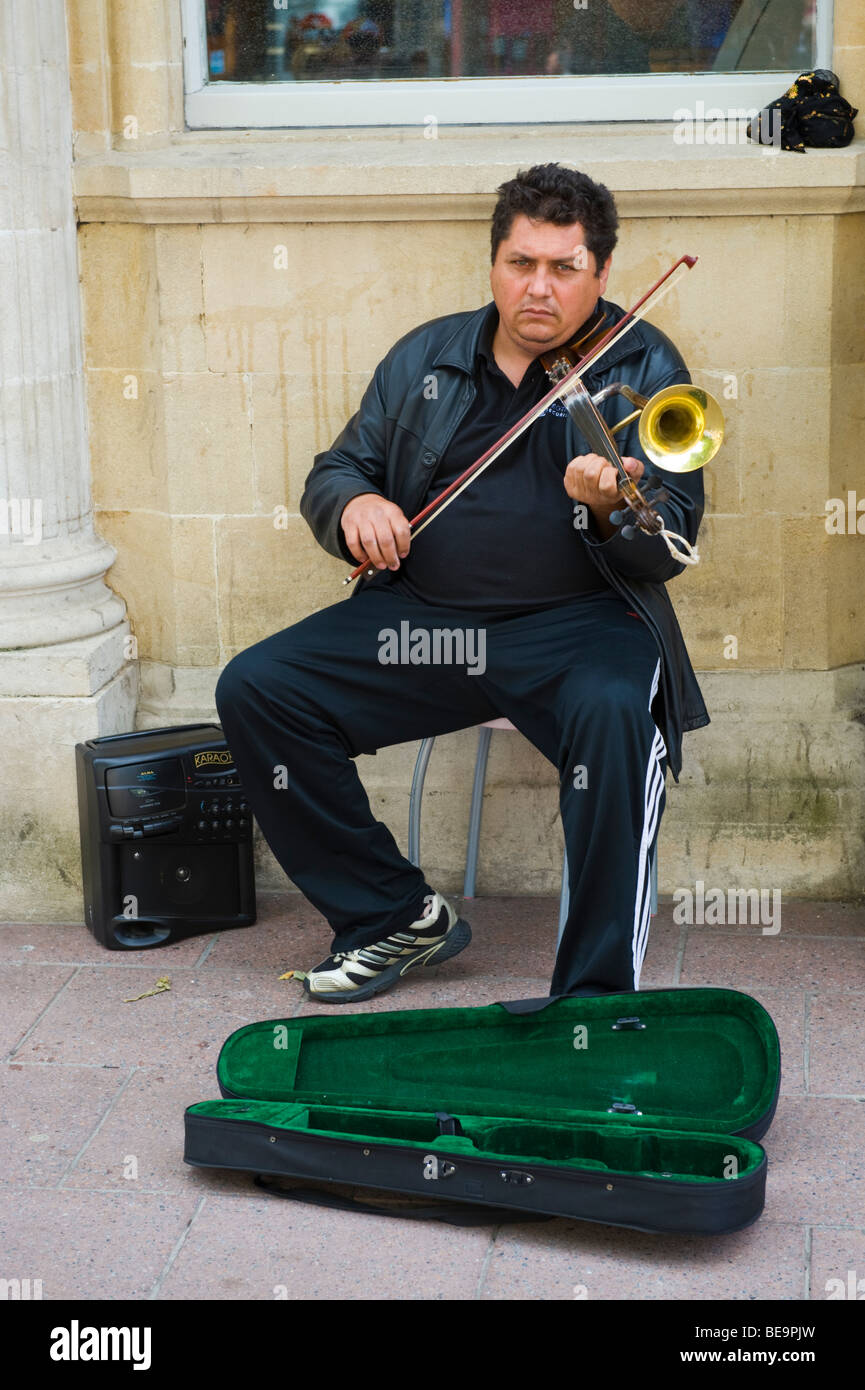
<box><xmin>75</xmin><ymin>723</ymin><xmax>256</xmax><ymax>950</ymax></box>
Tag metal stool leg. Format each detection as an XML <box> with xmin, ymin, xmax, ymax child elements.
<box><xmin>463</xmin><ymin>726</ymin><xmax>494</xmax><ymax>898</ymax></box>
<box><xmin>408</xmin><ymin>737</ymin><xmax>436</xmax><ymax>868</ymax></box>
<box><xmin>556</xmin><ymin>848</ymin><xmax>569</xmax><ymax>950</ymax></box>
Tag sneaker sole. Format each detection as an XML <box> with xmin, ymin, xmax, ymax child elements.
<box><xmin>303</xmin><ymin>917</ymin><xmax>472</xmax><ymax>1006</ymax></box>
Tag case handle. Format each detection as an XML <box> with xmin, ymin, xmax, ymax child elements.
<box><xmin>435</xmin><ymin>1111</ymin><xmax>463</xmax><ymax>1136</ymax></box>
<box><xmin>253</xmin><ymin>1176</ymin><xmax>554</xmax><ymax>1226</ymax></box>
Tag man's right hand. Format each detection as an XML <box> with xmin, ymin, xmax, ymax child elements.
<box><xmin>340</xmin><ymin>493</ymin><xmax>412</xmax><ymax>571</ymax></box>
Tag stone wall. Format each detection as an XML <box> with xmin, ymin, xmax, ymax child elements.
<box><xmin>1</xmin><ymin>0</ymin><xmax>863</xmax><ymax>921</ymax></box>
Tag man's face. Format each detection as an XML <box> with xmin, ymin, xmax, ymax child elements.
<box><xmin>489</xmin><ymin>214</ymin><xmax>611</xmax><ymax>356</ymax></box>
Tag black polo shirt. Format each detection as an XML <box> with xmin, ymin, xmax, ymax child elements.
<box><xmin>388</xmin><ymin>306</ymin><xmax>614</xmax><ymax>613</ymax></box>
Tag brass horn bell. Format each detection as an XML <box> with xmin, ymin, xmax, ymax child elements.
<box><xmin>596</xmin><ymin>382</ymin><xmax>725</xmax><ymax>474</ymax></box>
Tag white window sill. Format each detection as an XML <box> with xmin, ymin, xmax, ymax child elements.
<box><xmin>73</xmin><ymin>124</ymin><xmax>865</xmax><ymax>223</ymax></box>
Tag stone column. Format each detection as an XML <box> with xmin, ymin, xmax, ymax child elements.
<box><xmin>0</xmin><ymin>0</ymin><xmax>135</xmax><ymax>921</ymax></box>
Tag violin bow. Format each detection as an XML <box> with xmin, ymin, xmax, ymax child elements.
<box><xmin>343</xmin><ymin>253</ymin><xmax>697</xmax><ymax>585</ymax></box>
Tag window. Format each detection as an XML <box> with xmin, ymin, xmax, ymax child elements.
<box><xmin>182</xmin><ymin>0</ymin><xmax>833</xmax><ymax>128</ymax></box>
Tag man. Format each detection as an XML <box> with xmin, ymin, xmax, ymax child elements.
<box><xmin>214</xmin><ymin>163</ymin><xmax>709</xmax><ymax>1005</ymax></box>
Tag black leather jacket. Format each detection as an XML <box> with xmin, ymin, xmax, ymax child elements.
<box><xmin>300</xmin><ymin>297</ymin><xmax>710</xmax><ymax>780</ymax></box>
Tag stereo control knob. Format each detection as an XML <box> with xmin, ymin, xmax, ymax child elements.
<box><xmin>197</xmin><ymin>819</ymin><xmax>207</xmax><ymax>831</ymax></box>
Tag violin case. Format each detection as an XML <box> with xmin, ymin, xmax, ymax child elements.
<box><xmin>183</xmin><ymin>986</ymin><xmax>781</xmax><ymax>1234</ymax></box>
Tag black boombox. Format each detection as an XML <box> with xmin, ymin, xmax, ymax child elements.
<box><xmin>75</xmin><ymin>723</ymin><xmax>256</xmax><ymax>950</ymax></box>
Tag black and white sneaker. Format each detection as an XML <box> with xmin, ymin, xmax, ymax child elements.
<box><xmin>302</xmin><ymin>892</ymin><xmax>471</xmax><ymax>1004</ymax></box>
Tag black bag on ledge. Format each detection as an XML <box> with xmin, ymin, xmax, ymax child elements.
<box><xmin>748</xmin><ymin>69</ymin><xmax>858</xmax><ymax>152</ymax></box>
<box><xmin>183</xmin><ymin>987</ymin><xmax>781</xmax><ymax>1235</ymax></box>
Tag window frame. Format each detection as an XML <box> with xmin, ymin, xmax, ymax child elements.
<box><xmin>180</xmin><ymin>0</ymin><xmax>835</xmax><ymax>130</ymax></box>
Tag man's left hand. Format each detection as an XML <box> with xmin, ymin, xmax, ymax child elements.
<box><xmin>564</xmin><ymin>453</ymin><xmax>645</xmax><ymax>539</ymax></box>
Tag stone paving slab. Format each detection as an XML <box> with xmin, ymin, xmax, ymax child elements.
<box><xmin>0</xmin><ymin>1062</ymin><xmax>130</xmax><ymax>1188</ymax></box>
<box><xmin>809</xmin><ymin>1228</ymin><xmax>865</xmax><ymax>1301</ymax></box>
<box><xmin>157</xmin><ymin>1192</ymin><xmax>495</xmax><ymax>1300</ymax></box>
<box><xmin>740</xmin><ymin>986</ymin><xmax>807</xmax><ymax>1096</ymax></box>
<box><xmin>52</xmin><ymin>1067</ymin><xmax>239</xmax><ymax>1197</ymax></box>
<box><xmin>0</xmin><ymin>962</ymin><xmax>79</xmax><ymax>1056</ymax></box>
<box><xmin>204</xmin><ymin>892</ymin><xmax>680</xmax><ymax>985</ymax></box>
<box><xmin>0</xmin><ymin>1189</ymin><xmax>201</xmax><ymax>1300</ymax></box>
<box><xmin>0</xmin><ymin>896</ymin><xmax>862</xmax><ymax>1301</ymax></box>
<box><xmin>288</xmin><ymin>974</ymin><xmax>554</xmax><ymax>1017</ymax></box>
<box><xmin>806</xmin><ymin>991</ymin><xmax>865</xmax><ymax>1094</ymax></box>
<box><xmin>480</xmin><ymin>1218</ymin><xmax>807</xmax><ymax>1301</ymax></box>
<box><xmin>0</xmin><ymin>922</ymin><xmax>211</xmax><ymax>966</ymax></box>
<box><xmin>680</xmin><ymin>930</ymin><xmax>865</xmax><ymax>991</ymax></box>
<box><xmin>761</xmin><ymin>1099</ymin><xmax>865</xmax><ymax>1228</ymax></box>
<box><xmin>6</xmin><ymin>966</ymin><xmax>307</xmax><ymax>1069</ymax></box>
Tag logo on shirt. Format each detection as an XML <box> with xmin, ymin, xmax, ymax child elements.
<box><xmin>541</xmin><ymin>398</ymin><xmax>569</xmax><ymax>419</ymax></box>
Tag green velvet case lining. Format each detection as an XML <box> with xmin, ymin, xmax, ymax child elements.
<box><xmin>216</xmin><ymin>988</ymin><xmax>780</xmax><ymax>1135</ymax></box>
<box><xmin>186</xmin><ymin>1099</ymin><xmax>766</xmax><ymax>1185</ymax></box>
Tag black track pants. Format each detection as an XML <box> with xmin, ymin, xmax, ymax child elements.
<box><xmin>214</xmin><ymin>584</ymin><xmax>668</xmax><ymax>996</ymax></box>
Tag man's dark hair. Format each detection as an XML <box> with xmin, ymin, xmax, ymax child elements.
<box><xmin>490</xmin><ymin>164</ymin><xmax>619</xmax><ymax>272</ymax></box>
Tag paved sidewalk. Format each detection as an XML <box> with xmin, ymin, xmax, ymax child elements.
<box><xmin>1</xmin><ymin>895</ymin><xmax>863</xmax><ymax>1301</ymax></box>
